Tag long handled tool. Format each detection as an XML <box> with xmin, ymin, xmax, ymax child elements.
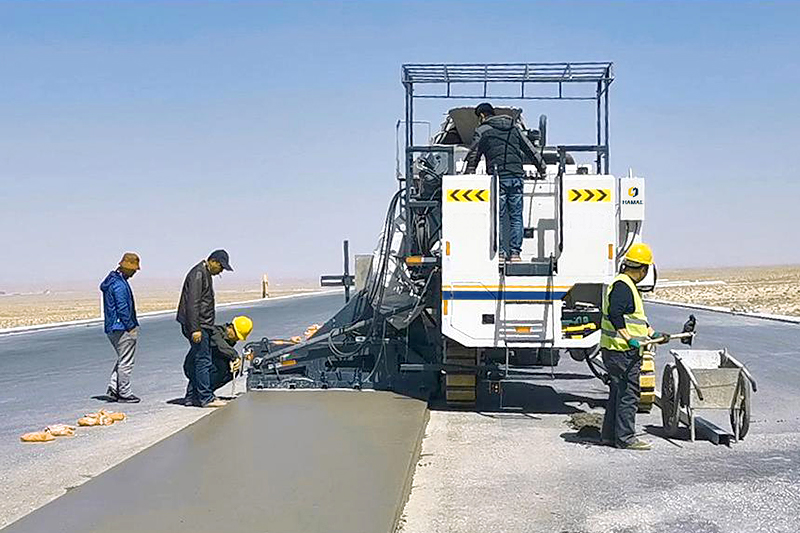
<box><xmin>642</xmin><ymin>331</ymin><xmax>695</xmax><ymax>347</ymax></box>
<box><xmin>642</xmin><ymin>314</ymin><xmax>697</xmax><ymax>347</ymax></box>
<box><xmin>229</xmin><ymin>353</ymin><xmax>245</xmax><ymax>398</ymax></box>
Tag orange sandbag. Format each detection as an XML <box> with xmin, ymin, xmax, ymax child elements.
<box><xmin>78</xmin><ymin>412</ymin><xmax>110</xmax><ymax>426</ymax></box>
<box><xmin>96</xmin><ymin>411</ymin><xmax>114</xmax><ymax>425</ymax></box>
<box><xmin>46</xmin><ymin>424</ymin><xmax>76</xmax><ymax>437</ymax></box>
<box><xmin>78</xmin><ymin>409</ymin><xmax>124</xmax><ymax>427</ymax></box>
<box><xmin>21</xmin><ymin>430</ymin><xmax>55</xmax><ymax>443</ymax></box>
<box><xmin>78</xmin><ymin>416</ymin><xmax>100</xmax><ymax>427</ymax></box>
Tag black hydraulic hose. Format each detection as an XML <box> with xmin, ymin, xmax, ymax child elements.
<box><xmin>370</xmin><ymin>190</ymin><xmax>403</xmax><ymax>312</ymax></box>
<box><xmin>368</xmin><ymin>189</ymin><xmax>403</xmax><ymax>305</ymax></box>
<box><xmin>585</xmin><ymin>352</ymin><xmax>610</xmax><ymax>385</ymax></box>
<box><xmin>351</xmin><ymin>189</ymin><xmax>402</xmax><ymax>324</ymax></box>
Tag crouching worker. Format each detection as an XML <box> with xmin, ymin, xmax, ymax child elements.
<box><xmin>184</xmin><ymin>315</ymin><xmax>253</xmax><ymax>406</ymax></box>
<box><xmin>600</xmin><ymin>243</ymin><xmax>665</xmax><ymax>451</ymax></box>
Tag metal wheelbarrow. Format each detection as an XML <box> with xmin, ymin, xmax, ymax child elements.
<box><xmin>661</xmin><ymin>348</ymin><xmax>757</xmax><ymax>442</ymax></box>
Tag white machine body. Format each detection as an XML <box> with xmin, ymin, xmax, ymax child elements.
<box><xmin>441</xmin><ymin>162</ymin><xmax>646</xmax><ymax>350</ymax></box>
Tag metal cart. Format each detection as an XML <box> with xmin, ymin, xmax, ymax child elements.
<box><xmin>661</xmin><ymin>349</ymin><xmax>757</xmax><ymax>442</ymax></box>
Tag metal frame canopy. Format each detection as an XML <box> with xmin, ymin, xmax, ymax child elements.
<box><xmin>401</xmin><ymin>62</ymin><xmax>614</xmax><ymax>178</ymax></box>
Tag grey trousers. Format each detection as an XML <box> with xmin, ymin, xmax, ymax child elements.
<box><xmin>601</xmin><ymin>347</ymin><xmax>641</xmax><ymax>447</ymax></box>
<box><xmin>107</xmin><ymin>327</ymin><xmax>139</xmax><ymax>397</ymax></box>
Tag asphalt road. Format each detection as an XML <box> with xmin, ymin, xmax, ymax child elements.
<box><xmin>0</xmin><ymin>292</ymin><xmax>344</xmax><ymax>448</ymax></box>
<box><xmin>400</xmin><ymin>303</ymin><xmax>800</xmax><ymax>533</ymax></box>
<box><xmin>646</xmin><ymin>302</ymin><xmax>800</xmax><ymax>435</ymax></box>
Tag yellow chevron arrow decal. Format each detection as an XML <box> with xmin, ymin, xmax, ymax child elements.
<box><xmin>447</xmin><ymin>188</ymin><xmax>490</xmax><ymax>202</ymax></box>
<box><xmin>568</xmin><ymin>188</ymin><xmax>610</xmax><ymax>203</ymax></box>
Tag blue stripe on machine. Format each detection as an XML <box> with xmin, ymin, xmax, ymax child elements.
<box><xmin>443</xmin><ymin>290</ymin><xmax>568</xmax><ymax>301</ymax></box>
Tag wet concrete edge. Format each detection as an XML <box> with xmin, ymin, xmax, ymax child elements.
<box><xmin>391</xmin><ymin>408</ymin><xmax>430</xmax><ymax>533</ymax></box>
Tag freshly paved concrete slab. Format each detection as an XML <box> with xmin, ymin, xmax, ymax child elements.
<box><xmin>0</xmin><ymin>292</ymin><xmax>344</xmax><ymax>528</ymax></box>
<box><xmin>3</xmin><ymin>391</ymin><xmax>428</xmax><ymax>533</ymax></box>
<box><xmin>399</xmin><ymin>304</ymin><xmax>800</xmax><ymax>533</ymax></box>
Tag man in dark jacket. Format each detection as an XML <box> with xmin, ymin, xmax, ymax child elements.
<box><xmin>100</xmin><ymin>252</ymin><xmax>141</xmax><ymax>403</ymax></box>
<box><xmin>465</xmin><ymin>103</ymin><xmax>546</xmax><ymax>262</ymax></box>
<box><xmin>177</xmin><ymin>249</ymin><xmax>233</xmax><ymax>408</ymax></box>
<box><xmin>198</xmin><ymin>316</ymin><xmax>253</xmax><ymax>395</ymax></box>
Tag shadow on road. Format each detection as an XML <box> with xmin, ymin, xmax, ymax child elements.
<box><xmin>644</xmin><ymin>424</ymin><xmax>688</xmax><ymax>447</ymax></box>
<box><xmin>560</xmin><ymin>428</ymin><xmax>608</xmax><ymax>447</ymax></box>
<box><xmin>90</xmin><ymin>394</ymin><xmax>117</xmax><ymax>403</ymax></box>
<box><xmin>165</xmin><ymin>397</ymin><xmax>188</xmax><ymax>406</ymax></box>
<box><xmin>431</xmin><ymin>381</ymin><xmax>605</xmax><ymax>415</ymax></box>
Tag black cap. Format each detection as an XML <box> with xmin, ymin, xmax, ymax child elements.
<box><xmin>208</xmin><ymin>249</ymin><xmax>233</xmax><ymax>271</ymax></box>
<box><xmin>475</xmin><ymin>102</ymin><xmax>495</xmax><ymax>117</ymax></box>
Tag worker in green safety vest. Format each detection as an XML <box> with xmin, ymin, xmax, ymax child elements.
<box><xmin>600</xmin><ymin>243</ymin><xmax>665</xmax><ymax>450</ymax></box>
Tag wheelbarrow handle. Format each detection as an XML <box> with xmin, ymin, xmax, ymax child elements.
<box><xmin>723</xmin><ymin>350</ymin><xmax>758</xmax><ymax>393</ymax></box>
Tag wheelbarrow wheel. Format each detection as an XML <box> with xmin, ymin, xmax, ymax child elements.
<box><xmin>730</xmin><ymin>373</ymin><xmax>751</xmax><ymax>440</ymax></box>
<box><xmin>661</xmin><ymin>363</ymin><xmax>680</xmax><ymax>436</ymax></box>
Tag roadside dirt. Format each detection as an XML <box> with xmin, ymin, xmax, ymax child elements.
<box><xmin>653</xmin><ymin>265</ymin><xmax>800</xmax><ymax>317</ymax></box>
<box><xmin>0</xmin><ymin>280</ymin><xmax>319</xmax><ymax>328</ymax></box>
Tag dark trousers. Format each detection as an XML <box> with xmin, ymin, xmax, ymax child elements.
<box><xmin>601</xmin><ymin>348</ymin><xmax>641</xmax><ymax>446</ymax></box>
<box><xmin>499</xmin><ymin>177</ymin><xmax>524</xmax><ymax>256</ymax></box>
<box><xmin>182</xmin><ymin>329</ymin><xmax>214</xmax><ymax>406</ymax></box>
<box><xmin>209</xmin><ymin>356</ymin><xmax>234</xmax><ymax>391</ymax></box>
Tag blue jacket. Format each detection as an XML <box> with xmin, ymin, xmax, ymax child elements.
<box><xmin>100</xmin><ymin>270</ymin><xmax>139</xmax><ymax>334</ymax></box>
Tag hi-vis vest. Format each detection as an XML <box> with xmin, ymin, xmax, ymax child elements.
<box><xmin>600</xmin><ymin>274</ymin><xmax>650</xmax><ymax>352</ymax></box>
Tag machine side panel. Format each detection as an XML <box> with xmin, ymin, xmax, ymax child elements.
<box><xmin>442</xmin><ymin>174</ymin><xmax>497</xmax><ymax>347</ymax></box>
<box><xmin>559</xmin><ymin>175</ymin><xmax>617</xmax><ymax>278</ymax></box>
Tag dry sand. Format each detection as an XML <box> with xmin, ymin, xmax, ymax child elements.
<box><xmin>653</xmin><ymin>265</ymin><xmax>800</xmax><ymax>317</ymax></box>
<box><xmin>4</xmin><ymin>265</ymin><xmax>798</xmax><ymax>328</ymax></box>
<box><xmin>0</xmin><ymin>279</ymin><xmax>319</xmax><ymax>329</ymax></box>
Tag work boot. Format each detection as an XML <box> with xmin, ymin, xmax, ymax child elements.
<box><xmin>619</xmin><ymin>439</ymin><xmax>651</xmax><ymax>451</ymax></box>
<box><xmin>184</xmin><ymin>397</ymin><xmax>200</xmax><ymax>407</ymax></box>
<box><xmin>202</xmin><ymin>398</ymin><xmax>228</xmax><ymax>408</ymax></box>
<box><xmin>509</xmin><ymin>254</ymin><xmax>522</xmax><ymax>263</ymax></box>
<box><xmin>106</xmin><ymin>387</ymin><xmax>119</xmax><ymax>401</ymax></box>
<box><xmin>117</xmin><ymin>394</ymin><xmax>141</xmax><ymax>404</ymax></box>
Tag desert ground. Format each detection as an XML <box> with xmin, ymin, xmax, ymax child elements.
<box><xmin>653</xmin><ymin>265</ymin><xmax>800</xmax><ymax>317</ymax></box>
<box><xmin>2</xmin><ymin>266</ymin><xmax>798</xmax><ymax>329</ymax></box>
<box><xmin>0</xmin><ymin>278</ymin><xmax>320</xmax><ymax>329</ymax></box>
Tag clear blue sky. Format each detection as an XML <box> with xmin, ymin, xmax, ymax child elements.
<box><xmin>1</xmin><ymin>1</ymin><xmax>798</xmax><ymax>288</ymax></box>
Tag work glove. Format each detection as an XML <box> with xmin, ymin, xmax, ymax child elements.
<box><xmin>627</xmin><ymin>339</ymin><xmax>642</xmax><ymax>349</ymax></box>
<box><xmin>230</xmin><ymin>357</ymin><xmax>242</xmax><ymax>374</ymax></box>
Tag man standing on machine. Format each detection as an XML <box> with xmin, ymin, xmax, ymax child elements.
<box><xmin>600</xmin><ymin>243</ymin><xmax>665</xmax><ymax>450</ymax></box>
<box><xmin>464</xmin><ymin>102</ymin><xmax>546</xmax><ymax>262</ymax></box>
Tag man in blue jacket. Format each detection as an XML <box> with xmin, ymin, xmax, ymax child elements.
<box><xmin>100</xmin><ymin>253</ymin><xmax>141</xmax><ymax>403</ymax></box>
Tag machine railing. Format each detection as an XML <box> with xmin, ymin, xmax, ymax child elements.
<box><xmin>401</xmin><ymin>62</ymin><xmax>615</xmax><ymax>252</ymax></box>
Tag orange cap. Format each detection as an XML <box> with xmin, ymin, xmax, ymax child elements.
<box><xmin>119</xmin><ymin>253</ymin><xmax>141</xmax><ymax>271</ymax></box>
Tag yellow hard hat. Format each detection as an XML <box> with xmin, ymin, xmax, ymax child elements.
<box><xmin>624</xmin><ymin>243</ymin><xmax>654</xmax><ymax>266</ymax></box>
<box><xmin>232</xmin><ymin>316</ymin><xmax>253</xmax><ymax>341</ymax></box>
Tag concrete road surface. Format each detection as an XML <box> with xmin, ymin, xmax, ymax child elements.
<box><xmin>0</xmin><ymin>292</ymin><xmax>345</xmax><ymax>528</ymax></box>
<box><xmin>399</xmin><ymin>303</ymin><xmax>800</xmax><ymax>533</ymax></box>
<box><xmin>3</xmin><ymin>391</ymin><xmax>428</xmax><ymax>533</ymax></box>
